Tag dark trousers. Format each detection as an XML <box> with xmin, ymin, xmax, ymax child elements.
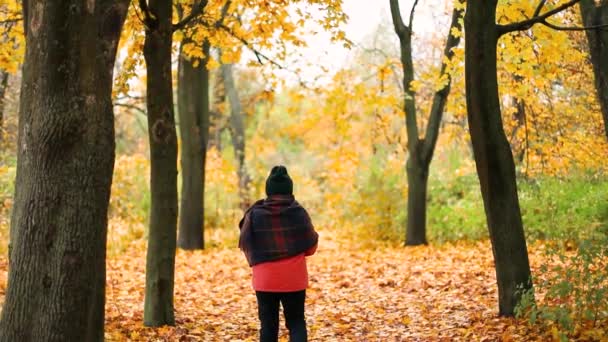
<box><xmin>255</xmin><ymin>290</ymin><xmax>307</xmax><ymax>342</ymax></box>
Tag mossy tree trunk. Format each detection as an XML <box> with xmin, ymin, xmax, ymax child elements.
<box><xmin>0</xmin><ymin>1</ymin><xmax>129</xmax><ymax>340</ymax></box>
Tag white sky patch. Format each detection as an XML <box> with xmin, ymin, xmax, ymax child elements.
<box><xmin>240</xmin><ymin>0</ymin><xmax>453</xmax><ymax>87</ymax></box>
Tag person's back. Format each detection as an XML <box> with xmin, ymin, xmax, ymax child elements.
<box><xmin>239</xmin><ymin>166</ymin><xmax>318</xmax><ymax>342</ymax></box>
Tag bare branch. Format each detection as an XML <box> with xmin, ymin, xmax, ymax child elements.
<box><xmin>217</xmin><ymin>22</ymin><xmax>310</xmax><ymax>88</ymax></box>
<box><xmin>409</xmin><ymin>0</ymin><xmax>420</xmax><ymax>31</ymax></box>
<box><xmin>540</xmin><ymin>19</ymin><xmax>608</xmax><ymax>31</ymax></box>
<box><xmin>218</xmin><ymin>23</ymin><xmax>284</xmax><ymax>69</ymax></box>
<box><xmin>497</xmin><ymin>0</ymin><xmax>582</xmax><ymax>35</ymax></box>
<box><xmin>533</xmin><ymin>0</ymin><xmax>547</xmax><ymax>17</ymax></box>
<box><xmin>173</xmin><ymin>0</ymin><xmax>210</xmax><ymax>32</ymax></box>
<box><xmin>0</xmin><ymin>17</ymin><xmax>22</xmax><ymax>25</ymax></box>
<box><xmin>355</xmin><ymin>43</ymin><xmax>403</xmax><ymax>91</ymax></box>
<box><xmin>389</xmin><ymin>0</ymin><xmax>409</xmax><ymax>38</ymax></box>
<box><xmin>115</xmin><ymin>94</ymin><xmax>145</xmax><ymax>102</ymax></box>
<box><xmin>113</xmin><ymin>102</ymin><xmax>147</xmax><ymax>116</ymax></box>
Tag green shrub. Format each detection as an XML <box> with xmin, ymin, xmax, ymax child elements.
<box><xmin>425</xmin><ymin>173</ymin><xmax>608</xmax><ymax>243</ymax></box>
<box><xmin>519</xmin><ymin>176</ymin><xmax>608</xmax><ymax>240</ymax></box>
<box><xmin>427</xmin><ymin>173</ymin><xmax>487</xmax><ymax>242</ymax></box>
<box><xmin>516</xmin><ymin>231</ymin><xmax>608</xmax><ymax>341</ymax></box>
<box><xmin>335</xmin><ymin>150</ymin><xmax>406</xmax><ymax>245</ymax></box>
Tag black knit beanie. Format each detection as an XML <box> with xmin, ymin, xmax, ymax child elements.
<box><xmin>265</xmin><ymin>165</ymin><xmax>293</xmax><ymax>196</ymax></box>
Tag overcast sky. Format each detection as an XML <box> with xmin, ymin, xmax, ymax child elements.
<box><xmin>251</xmin><ymin>0</ymin><xmax>452</xmax><ymax>86</ymax></box>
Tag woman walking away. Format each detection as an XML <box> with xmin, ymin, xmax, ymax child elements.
<box><xmin>239</xmin><ymin>165</ymin><xmax>318</xmax><ymax>342</ymax></box>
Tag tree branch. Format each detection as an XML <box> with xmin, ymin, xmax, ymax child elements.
<box><xmin>173</xmin><ymin>0</ymin><xmax>209</xmax><ymax>32</ymax></box>
<box><xmin>409</xmin><ymin>0</ymin><xmax>420</xmax><ymax>31</ymax></box>
<box><xmin>533</xmin><ymin>0</ymin><xmax>547</xmax><ymax>17</ymax></box>
<box><xmin>115</xmin><ymin>94</ymin><xmax>145</xmax><ymax>102</ymax></box>
<box><xmin>217</xmin><ymin>22</ymin><xmax>310</xmax><ymax>88</ymax></box>
<box><xmin>0</xmin><ymin>17</ymin><xmax>22</xmax><ymax>25</ymax></box>
<box><xmin>138</xmin><ymin>0</ymin><xmax>157</xmax><ymax>30</ymax></box>
<box><xmin>356</xmin><ymin>43</ymin><xmax>403</xmax><ymax>91</ymax></box>
<box><xmin>390</xmin><ymin>0</ymin><xmax>418</xmax><ymax>153</ymax></box>
<box><xmin>540</xmin><ymin>19</ymin><xmax>608</xmax><ymax>31</ymax></box>
<box><xmin>497</xmin><ymin>0</ymin><xmax>582</xmax><ymax>35</ymax></box>
<box><xmin>421</xmin><ymin>1</ymin><xmax>464</xmax><ymax>163</ymax></box>
<box><xmin>389</xmin><ymin>0</ymin><xmax>409</xmax><ymax>38</ymax></box>
<box><xmin>113</xmin><ymin>102</ymin><xmax>147</xmax><ymax>116</ymax></box>
<box><xmin>215</xmin><ymin>0</ymin><xmax>232</xmax><ymax>28</ymax></box>
<box><xmin>217</xmin><ymin>23</ymin><xmax>285</xmax><ymax>70</ymax></box>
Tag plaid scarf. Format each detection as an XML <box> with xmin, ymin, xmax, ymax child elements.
<box><xmin>238</xmin><ymin>195</ymin><xmax>318</xmax><ymax>267</ymax></box>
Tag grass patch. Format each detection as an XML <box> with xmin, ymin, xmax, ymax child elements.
<box><xmin>426</xmin><ymin>173</ymin><xmax>608</xmax><ymax>243</ymax></box>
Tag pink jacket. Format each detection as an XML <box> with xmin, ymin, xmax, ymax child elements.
<box><xmin>252</xmin><ymin>244</ymin><xmax>317</xmax><ymax>292</ymax></box>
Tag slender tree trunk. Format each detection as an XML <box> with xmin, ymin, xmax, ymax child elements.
<box><xmin>209</xmin><ymin>68</ymin><xmax>226</xmax><ymax>150</ymax></box>
<box><xmin>221</xmin><ymin>63</ymin><xmax>250</xmax><ymax>209</ymax></box>
<box><xmin>580</xmin><ymin>0</ymin><xmax>608</xmax><ymax>140</ymax></box>
<box><xmin>465</xmin><ymin>0</ymin><xmax>532</xmax><ymax>316</ymax></box>
<box><xmin>514</xmin><ymin>98</ymin><xmax>527</xmax><ymax>163</ymax></box>
<box><xmin>177</xmin><ymin>40</ymin><xmax>210</xmax><ymax>250</ymax></box>
<box><xmin>508</xmin><ymin>91</ymin><xmax>527</xmax><ymax>164</ymax></box>
<box><xmin>0</xmin><ymin>71</ymin><xmax>8</xmax><ymax>136</ymax></box>
<box><xmin>143</xmin><ymin>0</ymin><xmax>178</xmax><ymax>326</ymax></box>
<box><xmin>0</xmin><ymin>1</ymin><xmax>128</xmax><ymax>341</ymax></box>
<box><xmin>390</xmin><ymin>0</ymin><xmax>463</xmax><ymax>246</ymax></box>
<box><xmin>405</xmin><ymin>154</ymin><xmax>429</xmax><ymax>245</ymax></box>
<box><xmin>207</xmin><ymin>110</ymin><xmax>222</xmax><ymax>149</ymax></box>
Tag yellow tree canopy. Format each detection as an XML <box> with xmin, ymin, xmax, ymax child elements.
<box><xmin>113</xmin><ymin>0</ymin><xmax>348</xmax><ymax>97</ymax></box>
<box><xmin>0</xmin><ymin>0</ymin><xmax>24</xmax><ymax>74</ymax></box>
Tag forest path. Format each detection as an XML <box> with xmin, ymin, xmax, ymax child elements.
<box><xmin>100</xmin><ymin>229</ymin><xmax>541</xmax><ymax>341</ymax></box>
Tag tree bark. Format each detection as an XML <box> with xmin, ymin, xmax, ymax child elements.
<box><xmin>390</xmin><ymin>0</ymin><xmax>463</xmax><ymax>246</ymax></box>
<box><xmin>0</xmin><ymin>70</ymin><xmax>8</xmax><ymax>136</ymax></box>
<box><xmin>509</xmin><ymin>95</ymin><xmax>527</xmax><ymax>164</ymax></box>
<box><xmin>0</xmin><ymin>1</ymin><xmax>128</xmax><ymax>341</ymax></box>
<box><xmin>142</xmin><ymin>0</ymin><xmax>178</xmax><ymax>326</ymax></box>
<box><xmin>405</xmin><ymin>154</ymin><xmax>429</xmax><ymax>245</ymax></box>
<box><xmin>177</xmin><ymin>39</ymin><xmax>210</xmax><ymax>250</ymax></box>
<box><xmin>209</xmin><ymin>67</ymin><xmax>226</xmax><ymax>150</ymax></box>
<box><xmin>580</xmin><ymin>0</ymin><xmax>608</xmax><ymax>140</ymax></box>
<box><xmin>464</xmin><ymin>0</ymin><xmax>532</xmax><ymax>316</ymax></box>
<box><xmin>221</xmin><ymin>63</ymin><xmax>250</xmax><ymax>209</ymax></box>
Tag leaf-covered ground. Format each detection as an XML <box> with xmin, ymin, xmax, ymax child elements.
<box><xmin>102</xmin><ymin>230</ymin><xmax>550</xmax><ymax>341</ymax></box>
<box><xmin>0</xmin><ymin>231</ymin><xmax>581</xmax><ymax>341</ymax></box>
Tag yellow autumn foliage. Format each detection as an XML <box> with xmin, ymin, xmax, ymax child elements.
<box><xmin>0</xmin><ymin>0</ymin><xmax>24</xmax><ymax>74</ymax></box>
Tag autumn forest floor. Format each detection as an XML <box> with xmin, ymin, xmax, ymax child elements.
<box><xmin>0</xmin><ymin>230</ymin><xmax>561</xmax><ymax>341</ymax></box>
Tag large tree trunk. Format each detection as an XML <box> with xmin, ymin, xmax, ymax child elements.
<box><xmin>0</xmin><ymin>70</ymin><xmax>8</xmax><ymax>136</ymax></box>
<box><xmin>143</xmin><ymin>0</ymin><xmax>178</xmax><ymax>326</ymax></box>
<box><xmin>390</xmin><ymin>0</ymin><xmax>463</xmax><ymax>246</ymax></box>
<box><xmin>221</xmin><ymin>63</ymin><xmax>250</xmax><ymax>209</ymax></box>
<box><xmin>580</xmin><ymin>0</ymin><xmax>608</xmax><ymax>140</ymax></box>
<box><xmin>464</xmin><ymin>0</ymin><xmax>532</xmax><ymax>316</ymax></box>
<box><xmin>177</xmin><ymin>40</ymin><xmax>210</xmax><ymax>250</ymax></box>
<box><xmin>0</xmin><ymin>1</ymin><xmax>128</xmax><ymax>340</ymax></box>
